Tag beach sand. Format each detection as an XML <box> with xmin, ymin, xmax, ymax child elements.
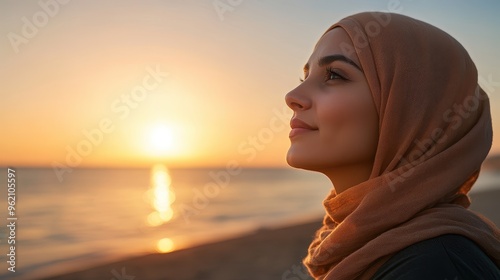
<box><xmin>42</xmin><ymin>220</ymin><xmax>321</xmax><ymax>280</ymax></box>
<box><xmin>41</xmin><ymin>188</ymin><xmax>499</xmax><ymax>280</ymax></box>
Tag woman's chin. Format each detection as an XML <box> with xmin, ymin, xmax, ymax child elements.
<box><xmin>286</xmin><ymin>150</ymin><xmax>320</xmax><ymax>171</ymax></box>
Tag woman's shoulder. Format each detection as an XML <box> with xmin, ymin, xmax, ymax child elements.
<box><xmin>372</xmin><ymin>234</ymin><xmax>500</xmax><ymax>280</ymax></box>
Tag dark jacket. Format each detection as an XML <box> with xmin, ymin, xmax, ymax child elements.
<box><xmin>373</xmin><ymin>234</ymin><xmax>500</xmax><ymax>280</ymax></box>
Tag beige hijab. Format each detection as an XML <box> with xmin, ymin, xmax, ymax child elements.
<box><xmin>304</xmin><ymin>12</ymin><xmax>500</xmax><ymax>279</ymax></box>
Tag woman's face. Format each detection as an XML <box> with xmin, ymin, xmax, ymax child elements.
<box><xmin>285</xmin><ymin>28</ymin><xmax>379</xmax><ymax>182</ymax></box>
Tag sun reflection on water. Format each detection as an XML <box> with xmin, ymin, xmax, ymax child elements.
<box><xmin>157</xmin><ymin>237</ymin><xmax>175</xmax><ymax>253</ymax></box>
<box><xmin>145</xmin><ymin>164</ymin><xmax>176</xmax><ymax>227</ymax></box>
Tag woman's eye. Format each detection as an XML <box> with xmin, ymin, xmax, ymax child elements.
<box><xmin>299</xmin><ymin>68</ymin><xmax>345</xmax><ymax>83</ymax></box>
<box><xmin>325</xmin><ymin>68</ymin><xmax>346</xmax><ymax>81</ymax></box>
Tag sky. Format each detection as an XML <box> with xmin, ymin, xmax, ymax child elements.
<box><xmin>1</xmin><ymin>0</ymin><xmax>499</xmax><ymax>168</ymax></box>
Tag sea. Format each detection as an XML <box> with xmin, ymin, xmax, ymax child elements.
<box><xmin>0</xmin><ymin>166</ymin><xmax>498</xmax><ymax>280</ymax></box>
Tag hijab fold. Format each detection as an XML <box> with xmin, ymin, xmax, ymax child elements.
<box><xmin>304</xmin><ymin>12</ymin><xmax>500</xmax><ymax>280</ymax></box>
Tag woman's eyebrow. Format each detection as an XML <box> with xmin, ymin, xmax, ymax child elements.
<box><xmin>303</xmin><ymin>54</ymin><xmax>362</xmax><ymax>73</ymax></box>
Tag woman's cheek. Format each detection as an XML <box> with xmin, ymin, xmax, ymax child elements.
<box><xmin>317</xmin><ymin>95</ymin><xmax>374</xmax><ymax>156</ymax></box>
<box><xmin>317</xmin><ymin>96</ymin><xmax>354</xmax><ymax>136</ymax></box>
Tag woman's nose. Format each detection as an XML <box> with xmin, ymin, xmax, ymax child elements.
<box><xmin>285</xmin><ymin>85</ymin><xmax>312</xmax><ymax>111</ymax></box>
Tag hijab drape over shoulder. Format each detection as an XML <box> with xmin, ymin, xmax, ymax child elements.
<box><xmin>304</xmin><ymin>12</ymin><xmax>500</xmax><ymax>280</ymax></box>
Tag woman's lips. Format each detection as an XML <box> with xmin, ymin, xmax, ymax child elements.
<box><xmin>289</xmin><ymin>118</ymin><xmax>318</xmax><ymax>138</ymax></box>
<box><xmin>289</xmin><ymin>127</ymin><xmax>317</xmax><ymax>138</ymax></box>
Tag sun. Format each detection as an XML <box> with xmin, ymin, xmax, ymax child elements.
<box><xmin>146</xmin><ymin>123</ymin><xmax>178</xmax><ymax>156</ymax></box>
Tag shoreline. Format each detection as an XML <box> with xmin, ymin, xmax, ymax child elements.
<box><xmin>30</xmin><ymin>188</ymin><xmax>500</xmax><ymax>280</ymax></box>
<box><xmin>40</xmin><ymin>219</ymin><xmax>322</xmax><ymax>280</ymax></box>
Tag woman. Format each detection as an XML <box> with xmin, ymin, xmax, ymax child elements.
<box><xmin>285</xmin><ymin>12</ymin><xmax>500</xmax><ymax>279</ymax></box>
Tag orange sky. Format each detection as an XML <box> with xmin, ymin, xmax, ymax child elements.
<box><xmin>1</xmin><ymin>1</ymin><xmax>499</xmax><ymax>168</ymax></box>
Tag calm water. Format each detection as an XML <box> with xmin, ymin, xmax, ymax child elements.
<box><xmin>0</xmin><ymin>167</ymin><xmax>498</xmax><ymax>280</ymax></box>
<box><xmin>0</xmin><ymin>167</ymin><xmax>332</xmax><ymax>279</ymax></box>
